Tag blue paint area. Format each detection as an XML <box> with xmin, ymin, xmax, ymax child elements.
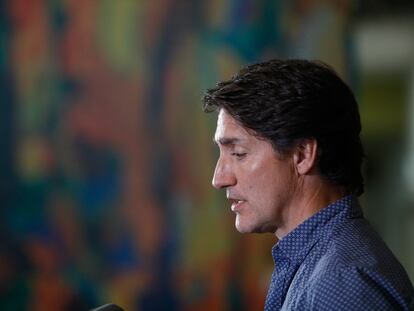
<box><xmin>0</xmin><ymin>0</ymin><xmax>17</xmax><ymax>222</ymax></box>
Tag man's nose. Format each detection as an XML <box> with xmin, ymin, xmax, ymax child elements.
<box><xmin>212</xmin><ymin>158</ymin><xmax>236</xmax><ymax>189</ymax></box>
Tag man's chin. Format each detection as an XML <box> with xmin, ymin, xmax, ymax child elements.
<box><xmin>235</xmin><ymin>219</ymin><xmax>248</xmax><ymax>233</ymax></box>
<box><xmin>235</xmin><ymin>219</ymin><xmax>257</xmax><ymax>234</ymax></box>
<box><xmin>235</xmin><ymin>218</ymin><xmax>275</xmax><ymax>234</ymax></box>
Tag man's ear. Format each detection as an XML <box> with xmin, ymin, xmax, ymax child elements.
<box><xmin>293</xmin><ymin>139</ymin><xmax>318</xmax><ymax>175</ymax></box>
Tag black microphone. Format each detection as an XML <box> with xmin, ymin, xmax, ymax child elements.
<box><xmin>89</xmin><ymin>303</ymin><xmax>124</xmax><ymax>311</ymax></box>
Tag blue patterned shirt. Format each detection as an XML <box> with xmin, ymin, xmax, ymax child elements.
<box><xmin>264</xmin><ymin>195</ymin><xmax>414</xmax><ymax>310</ymax></box>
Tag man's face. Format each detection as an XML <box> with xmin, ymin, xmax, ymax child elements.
<box><xmin>213</xmin><ymin>109</ymin><xmax>297</xmax><ymax>234</ymax></box>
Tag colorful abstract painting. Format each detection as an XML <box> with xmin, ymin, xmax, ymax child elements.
<box><xmin>0</xmin><ymin>1</ymin><xmax>352</xmax><ymax>310</ymax></box>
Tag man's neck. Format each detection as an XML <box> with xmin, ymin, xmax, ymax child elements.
<box><xmin>275</xmin><ymin>177</ymin><xmax>346</xmax><ymax>240</ymax></box>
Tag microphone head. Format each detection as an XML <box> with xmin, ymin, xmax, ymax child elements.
<box><xmin>90</xmin><ymin>303</ymin><xmax>124</xmax><ymax>311</ymax></box>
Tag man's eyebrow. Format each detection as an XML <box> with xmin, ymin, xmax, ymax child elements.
<box><xmin>213</xmin><ymin>137</ymin><xmax>242</xmax><ymax>145</ymax></box>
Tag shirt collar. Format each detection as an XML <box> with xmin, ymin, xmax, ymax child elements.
<box><xmin>271</xmin><ymin>195</ymin><xmax>362</xmax><ymax>265</ymax></box>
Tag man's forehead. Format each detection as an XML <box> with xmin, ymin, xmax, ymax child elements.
<box><xmin>216</xmin><ymin>109</ymin><xmax>248</xmax><ymax>131</ymax></box>
<box><xmin>214</xmin><ymin>110</ymin><xmax>251</xmax><ymax>145</ymax></box>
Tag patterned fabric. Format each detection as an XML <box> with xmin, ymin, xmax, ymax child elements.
<box><xmin>264</xmin><ymin>195</ymin><xmax>414</xmax><ymax>310</ymax></box>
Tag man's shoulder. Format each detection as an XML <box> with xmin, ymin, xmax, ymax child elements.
<box><xmin>323</xmin><ymin>217</ymin><xmax>395</xmax><ymax>267</ymax></box>
<box><xmin>290</xmin><ymin>218</ymin><xmax>414</xmax><ymax>310</ymax></box>
<box><xmin>311</xmin><ymin>217</ymin><xmax>407</xmax><ymax>282</ymax></box>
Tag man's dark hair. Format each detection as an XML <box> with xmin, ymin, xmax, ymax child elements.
<box><xmin>203</xmin><ymin>59</ymin><xmax>364</xmax><ymax>195</ymax></box>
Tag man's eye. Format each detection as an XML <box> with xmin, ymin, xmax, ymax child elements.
<box><xmin>232</xmin><ymin>152</ymin><xmax>246</xmax><ymax>159</ymax></box>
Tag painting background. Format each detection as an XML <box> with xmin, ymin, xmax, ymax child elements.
<box><xmin>1</xmin><ymin>1</ymin><xmax>413</xmax><ymax>310</ymax></box>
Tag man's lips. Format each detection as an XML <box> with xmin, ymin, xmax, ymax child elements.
<box><xmin>229</xmin><ymin>199</ymin><xmax>246</xmax><ymax>212</ymax></box>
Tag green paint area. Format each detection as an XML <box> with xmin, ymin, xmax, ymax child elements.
<box><xmin>359</xmin><ymin>73</ymin><xmax>409</xmax><ymax>140</ymax></box>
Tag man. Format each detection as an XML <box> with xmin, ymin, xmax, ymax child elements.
<box><xmin>203</xmin><ymin>59</ymin><xmax>414</xmax><ymax>310</ymax></box>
